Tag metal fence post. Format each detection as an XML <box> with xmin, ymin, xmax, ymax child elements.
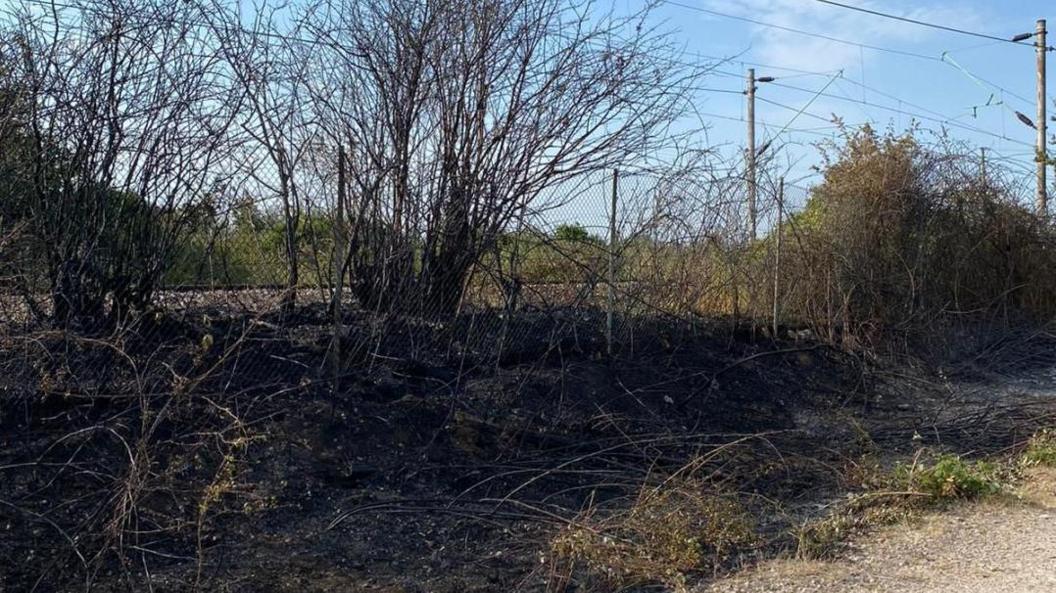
<box><xmin>607</xmin><ymin>168</ymin><xmax>618</xmax><ymax>356</ymax></box>
<box><xmin>773</xmin><ymin>177</ymin><xmax>783</xmax><ymax>337</ymax></box>
<box><xmin>331</xmin><ymin>145</ymin><xmax>348</xmax><ymax>391</ymax></box>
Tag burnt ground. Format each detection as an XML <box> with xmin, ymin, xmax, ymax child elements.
<box><xmin>1</xmin><ymin>304</ymin><xmax>1055</xmax><ymax>593</ymax></box>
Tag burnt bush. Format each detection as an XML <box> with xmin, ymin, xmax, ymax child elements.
<box><xmin>0</xmin><ymin>0</ymin><xmax>240</xmax><ymax>329</ymax></box>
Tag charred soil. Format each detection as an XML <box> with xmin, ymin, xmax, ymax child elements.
<box><xmin>1</xmin><ymin>305</ymin><xmax>1054</xmax><ymax>592</ymax></box>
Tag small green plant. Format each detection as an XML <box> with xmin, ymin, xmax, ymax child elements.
<box><xmin>895</xmin><ymin>454</ymin><xmax>1003</xmax><ymax>500</ymax></box>
<box><xmin>796</xmin><ymin>451</ymin><xmax>1012</xmax><ymax>559</ymax></box>
<box><xmin>1021</xmin><ymin>429</ymin><xmax>1056</xmax><ymax>467</ymax></box>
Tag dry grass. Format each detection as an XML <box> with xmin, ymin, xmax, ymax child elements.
<box><xmin>1021</xmin><ymin>429</ymin><xmax>1056</xmax><ymax>468</ymax></box>
<box><xmin>1017</xmin><ymin>466</ymin><xmax>1056</xmax><ymax>508</ymax></box>
<box><xmin>548</xmin><ymin>478</ymin><xmax>756</xmax><ymax>593</ymax></box>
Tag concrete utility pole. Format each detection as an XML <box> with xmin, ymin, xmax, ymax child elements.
<box><xmin>746</xmin><ymin>68</ymin><xmax>757</xmax><ymax>239</ymax></box>
<box><xmin>745</xmin><ymin>69</ymin><xmax>775</xmax><ymax>238</ymax></box>
<box><xmin>1037</xmin><ymin>18</ymin><xmax>1048</xmax><ymax>215</ymax></box>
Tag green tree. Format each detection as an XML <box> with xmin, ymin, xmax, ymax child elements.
<box><xmin>553</xmin><ymin>223</ymin><xmax>597</xmax><ymax>243</ymax></box>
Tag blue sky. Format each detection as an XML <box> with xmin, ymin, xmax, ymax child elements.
<box><xmin>15</xmin><ymin>0</ymin><xmax>1046</xmax><ymax>226</ymax></box>
<box><xmin>630</xmin><ymin>0</ymin><xmax>1052</xmax><ymax>197</ymax></box>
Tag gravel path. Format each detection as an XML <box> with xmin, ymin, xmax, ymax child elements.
<box><xmin>700</xmin><ymin>469</ymin><xmax>1056</xmax><ymax>593</ymax></box>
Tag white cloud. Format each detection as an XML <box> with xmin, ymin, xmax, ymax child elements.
<box><xmin>698</xmin><ymin>0</ymin><xmax>987</xmax><ymax>72</ymax></box>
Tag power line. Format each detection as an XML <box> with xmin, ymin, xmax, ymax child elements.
<box><xmin>711</xmin><ymin>67</ymin><xmax>831</xmax><ymax>82</ymax></box>
<box><xmin>695</xmin><ymin>110</ymin><xmax>844</xmax><ymax>138</ymax></box>
<box><xmin>831</xmin><ymin>78</ymin><xmax>876</xmax><ymax>121</ymax></box>
<box><xmin>766</xmin><ymin>81</ymin><xmax>1036</xmax><ymax>148</ymax></box>
<box><xmin>730</xmin><ymin>64</ymin><xmax>978</xmax><ymax>132</ymax></box>
<box><xmin>761</xmin><ymin>73</ymin><xmax>844</xmax><ymax>153</ymax></box>
<box><xmin>790</xmin><ymin>64</ymin><xmax>1044</xmax><ymax>139</ymax></box>
<box><xmin>689</xmin><ymin>86</ymin><xmax>746</xmax><ymax>95</ymax></box>
<box><xmin>694</xmin><ymin>55</ymin><xmax>843</xmax><ymax>77</ymax></box>
<box><xmin>659</xmin><ymin>0</ymin><xmax>943</xmax><ymax>62</ymax></box>
<box><xmin>16</xmin><ymin>0</ymin><xmax>1045</xmax><ymax>173</ymax></box>
<box><xmin>711</xmin><ymin>48</ymin><xmax>1043</xmax><ymax>115</ymax></box>
<box><xmin>641</xmin><ymin>47</ymin><xmax>1047</xmax><ymax>137</ymax></box>
<box><xmin>829</xmin><ymin>77</ymin><xmax>973</xmax><ymax>125</ymax></box>
<box><xmin>939</xmin><ymin>52</ymin><xmax>1035</xmax><ymax>107</ymax></box>
<box><xmin>755</xmin><ymin>96</ymin><xmax>836</xmax><ymax>125</ymax></box>
<box><xmin>814</xmin><ymin>0</ymin><xmax>1055</xmax><ymax>50</ymax></box>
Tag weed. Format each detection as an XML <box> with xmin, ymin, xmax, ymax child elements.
<box><xmin>1021</xmin><ymin>429</ymin><xmax>1056</xmax><ymax>468</ymax></box>
<box><xmin>894</xmin><ymin>454</ymin><xmax>1003</xmax><ymax>500</ymax></box>
<box><xmin>796</xmin><ymin>451</ymin><xmax>1008</xmax><ymax>560</ymax></box>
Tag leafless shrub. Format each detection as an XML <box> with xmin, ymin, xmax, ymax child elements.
<box><xmin>1</xmin><ymin>0</ymin><xmax>241</xmax><ymax>328</ymax></box>
<box><xmin>294</xmin><ymin>0</ymin><xmax>704</xmax><ymax>317</ymax></box>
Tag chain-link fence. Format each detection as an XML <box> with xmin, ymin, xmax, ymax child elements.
<box><xmin>104</xmin><ymin>165</ymin><xmax>807</xmax><ymax>361</ymax></box>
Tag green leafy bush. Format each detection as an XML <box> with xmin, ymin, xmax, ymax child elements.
<box><xmin>896</xmin><ymin>454</ymin><xmax>1003</xmax><ymax>500</ymax></box>
<box><xmin>553</xmin><ymin>223</ymin><xmax>597</xmax><ymax>243</ymax></box>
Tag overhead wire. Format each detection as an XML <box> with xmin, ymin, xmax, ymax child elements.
<box><xmin>814</xmin><ymin>0</ymin><xmax>1055</xmax><ymax>50</ymax></box>
<box><xmin>45</xmin><ymin>0</ymin><xmax>1036</xmax><ymax>141</ymax></box>
<box><xmin>755</xmin><ymin>96</ymin><xmax>837</xmax><ymax>125</ymax></box>
<box><xmin>758</xmin><ymin>72</ymin><xmax>844</xmax><ymax>154</ymax></box>
<box><xmin>688</xmin><ymin>86</ymin><xmax>747</xmax><ymax>95</ymax></box>
<box><xmin>665</xmin><ymin>0</ymin><xmax>1043</xmax><ymax>179</ymax></box>
<box><xmin>766</xmin><ymin>81</ymin><xmax>1036</xmax><ymax>147</ymax></box>
<box><xmin>13</xmin><ymin>0</ymin><xmax>1046</xmax><ymax>178</ymax></box>
<box><xmin>694</xmin><ymin>110</ymin><xmax>845</xmax><ymax>138</ymax></box>
<box><xmin>659</xmin><ymin>0</ymin><xmax>943</xmax><ymax>62</ymax></box>
<box><xmin>710</xmin><ymin>51</ymin><xmax>1038</xmax><ymax>120</ymax></box>
<box><xmin>663</xmin><ymin>1</ymin><xmax>1049</xmax><ymax>117</ymax></box>
<box><xmin>939</xmin><ymin>52</ymin><xmax>1036</xmax><ymax>107</ymax></box>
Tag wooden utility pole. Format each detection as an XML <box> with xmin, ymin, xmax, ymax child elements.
<box><xmin>607</xmin><ymin>168</ymin><xmax>618</xmax><ymax>356</ymax></box>
<box><xmin>773</xmin><ymin>177</ymin><xmax>783</xmax><ymax>337</ymax></box>
<box><xmin>746</xmin><ymin>68</ymin><xmax>757</xmax><ymax>239</ymax></box>
<box><xmin>1037</xmin><ymin>18</ymin><xmax>1048</xmax><ymax>215</ymax></box>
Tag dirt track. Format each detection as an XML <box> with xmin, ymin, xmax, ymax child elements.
<box><xmin>701</xmin><ymin>469</ymin><xmax>1056</xmax><ymax>593</ymax></box>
